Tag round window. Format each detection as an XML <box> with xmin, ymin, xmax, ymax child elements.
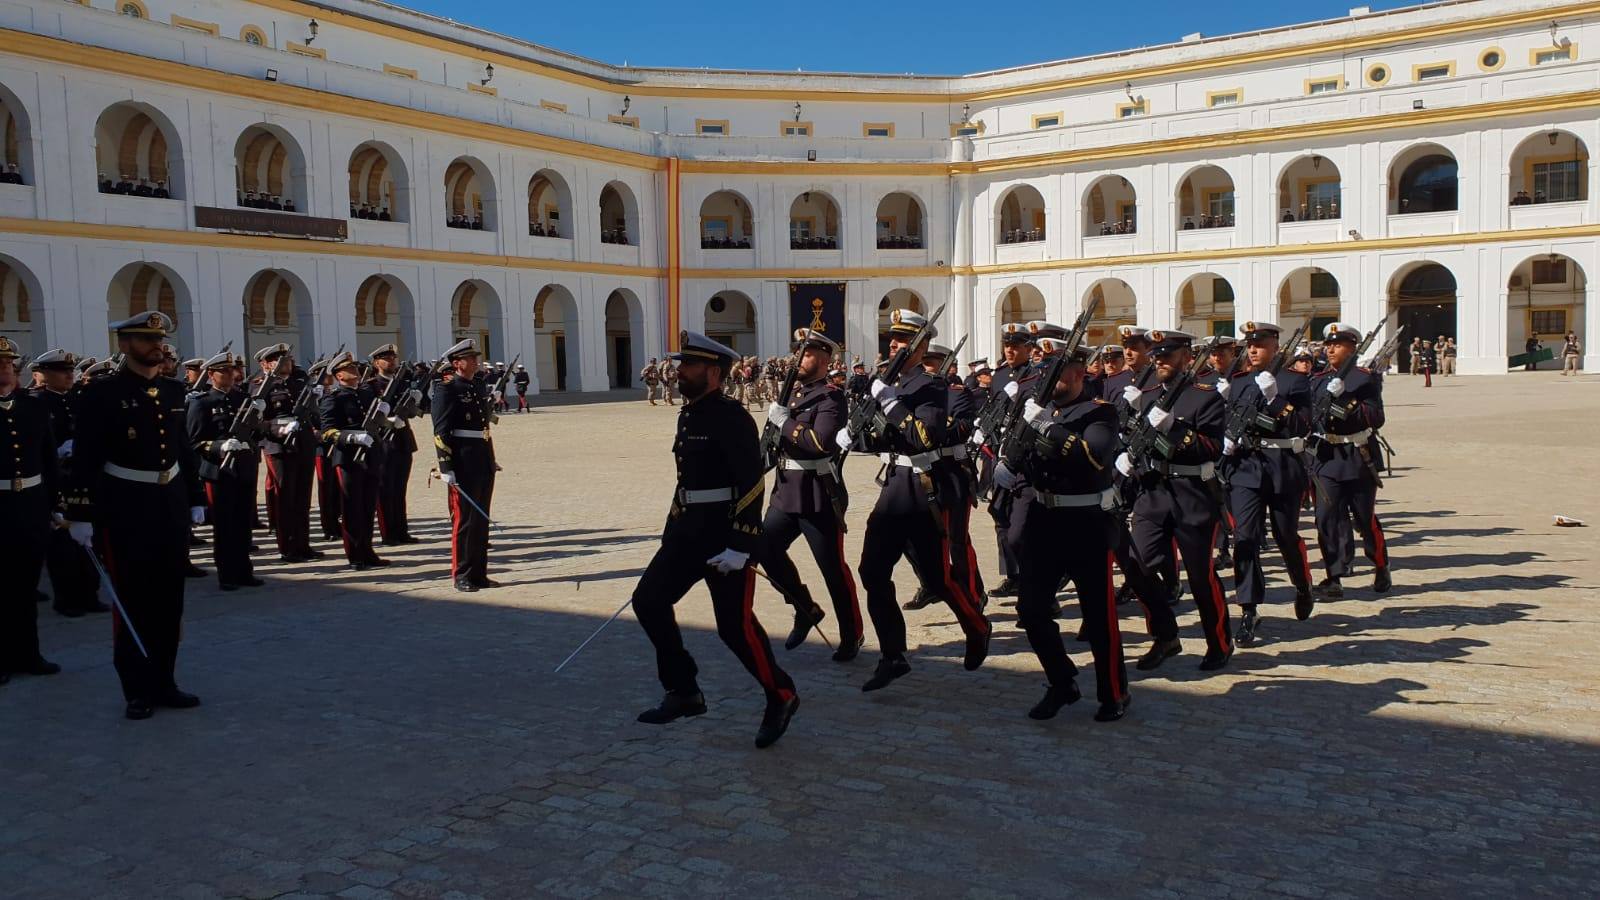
<box><xmin>120</xmin><ymin>3</ymin><xmax>142</xmax><ymax>17</ymax></box>
<box><xmin>245</xmin><ymin>32</ymin><xmax>263</xmax><ymax>46</ymax></box>
<box><xmin>1367</xmin><ymin>65</ymin><xmax>1389</xmax><ymax>85</ymax></box>
<box><xmin>709</xmin><ymin>296</ymin><xmax>727</xmax><ymax>314</ymax></box>
<box><xmin>1482</xmin><ymin>51</ymin><xmax>1500</xmax><ymax>67</ymax></box>
<box><xmin>1479</xmin><ymin>48</ymin><xmax>1504</xmax><ymax>71</ymax></box>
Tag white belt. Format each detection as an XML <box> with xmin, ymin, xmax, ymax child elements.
<box><xmin>879</xmin><ymin>451</ymin><xmax>939</xmax><ymax>473</ymax></box>
<box><xmin>1257</xmin><ymin>437</ymin><xmax>1305</xmax><ymax>452</ymax></box>
<box><xmin>1035</xmin><ymin>487</ymin><xmax>1113</xmax><ymax>509</ymax></box>
<box><xmin>1148</xmin><ymin>461</ymin><xmax>1216</xmax><ymax>480</ymax></box>
<box><xmin>451</xmin><ymin>429</ymin><xmax>487</xmax><ymax>439</ymax></box>
<box><xmin>0</xmin><ymin>474</ymin><xmax>43</xmax><ymax>491</ymax></box>
<box><xmin>939</xmin><ymin>445</ymin><xmax>969</xmax><ymax>460</ymax></box>
<box><xmin>105</xmin><ymin>461</ymin><xmax>180</xmax><ymax>485</ymax></box>
<box><xmin>781</xmin><ymin>457</ymin><xmax>835</xmax><ymax>473</ymax></box>
<box><xmin>1318</xmin><ymin>428</ymin><xmax>1372</xmax><ymax>446</ymax></box>
<box><xmin>677</xmin><ymin>487</ymin><xmax>734</xmax><ymax>504</ymax></box>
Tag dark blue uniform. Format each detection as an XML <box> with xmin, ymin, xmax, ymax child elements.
<box><xmin>187</xmin><ymin>388</ymin><xmax>258</xmax><ymax>586</ymax></box>
<box><xmin>258</xmin><ymin>368</ymin><xmax>317</xmax><ymax>559</ymax></box>
<box><xmin>32</xmin><ymin>384</ymin><xmax>102</xmax><ymax>615</ymax></box>
<box><xmin>0</xmin><ymin>388</ymin><xmax>59</xmax><ymax>676</ymax></box>
<box><xmin>320</xmin><ymin>383</ymin><xmax>384</xmax><ymax>567</ymax></box>
<box><xmin>374</xmin><ymin>371</ymin><xmax>420</xmax><ymax>545</ymax></box>
<box><xmin>1222</xmin><ymin>369</ymin><xmax>1315</xmax><ymax>611</ymax></box>
<box><xmin>431</xmin><ymin>374</ymin><xmax>496</xmax><ymax>587</ymax></box>
<box><xmin>1309</xmin><ymin>367</ymin><xmax>1390</xmax><ymax>582</ymax></box>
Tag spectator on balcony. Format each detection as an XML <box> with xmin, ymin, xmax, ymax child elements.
<box><xmin>1</xmin><ymin>163</ymin><xmax>22</xmax><ymax>185</ymax></box>
<box><xmin>1510</xmin><ymin>190</ymin><xmax>1533</xmax><ymax>206</ymax></box>
<box><xmin>1534</xmin><ymin>191</ymin><xmax>1547</xmax><ymax>204</ymax></box>
<box><xmin>115</xmin><ymin>174</ymin><xmax>135</xmax><ymax>194</ymax></box>
<box><xmin>153</xmin><ymin>180</ymin><xmax>169</xmax><ymax>199</ymax></box>
<box><xmin>378</xmin><ymin>206</ymin><xmax>391</xmax><ymax>222</ymax></box>
<box><xmin>469</xmin><ymin>215</ymin><xmax>482</xmax><ymax>230</ymax></box>
<box><xmin>530</xmin><ymin>222</ymin><xmax>544</xmax><ymax>237</ymax></box>
<box><xmin>100</xmin><ymin>172</ymin><xmax>114</xmax><ymax>193</ymax></box>
<box><xmin>132</xmin><ymin>179</ymin><xmax>153</xmax><ymax>197</ymax></box>
<box><xmin>1281</xmin><ymin>209</ymin><xmax>1296</xmax><ymax>223</ymax></box>
<box><xmin>1182</xmin><ymin>217</ymin><xmax>1196</xmax><ymax>230</ymax></box>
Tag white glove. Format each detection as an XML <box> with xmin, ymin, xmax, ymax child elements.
<box><xmin>970</xmin><ymin>427</ymin><xmax>986</xmax><ymax>446</ymax></box>
<box><xmin>56</xmin><ymin>439</ymin><xmax>73</xmax><ymax>459</ymax></box>
<box><xmin>219</xmin><ymin>438</ymin><xmax>249</xmax><ymax>453</ymax></box>
<box><xmin>765</xmin><ymin>403</ymin><xmax>789</xmax><ymax>429</ymax></box>
<box><xmin>282</xmin><ymin>420</ymin><xmax>301</xmax><ymax>436</ymax></box>
<box><xmin>388</xmin><ymin>416</ymin><xmax>407</xmax><ymax>430</ymax></box>
<box><xmin>312</xmin><ymin>386</ymin><xmax>324</xmax><ymax>397</ymax></box>
<box><xmin>1114</xmin><ymin>452</ymin><xmax>1134</xmax><ymax>477</ymax></box>
<box><xmin>350</xmin><ymin>432</ymin><xmax>375</xmax><ymax>447</ymax></box>
<box><xmin>993</xmin><ymin>462</ymin><xmax>1018</xmax><ymax>491</ymax></box>
<box><xmin>706</xmin><ymin>548</ymin><xmax>750</xmax><ymax>574</ymax></box>
<box><xmin>835</xmin><ymin>426</ymin><xmax>853</xmax><ymax>450</ymax></box>
<box><xmin>68</xmin><ymin>521</ymin><xmax>93</xmax><ymax>548</ymax></box>
<box><xmin>1217</xmin><ymin>378</ymin><xmax>1232</xmax><ymax>398</ymax></box>
<box><xmin>1003</xmin><ymin>380</ymin><xmax>1021</xmax><ymax>399</ymax></box>
<box><xmin>1223</xmin><ymin>436</ymin><xmax>1239</xmax><ymax>456</ymax></box>
<box><xmin>492</xmin><ymin>390</ymin><xmax>504</xmax><ymax>403</ymax></box>
<box><xmin>1255</xmin><ymin>371</ymin><xmax>1278</xmax><ymax>402</ymax></box>
<box><xmin>377</xmin><ymin>400</ymin><xmax>392</xmax><ymax>415</ymax></box>
<box><xmin>408</xmin><ymin>390</ymin><xmax>424</xmax><ymax>407</ymax></box>
<box><xmin>1325</xmin><ymin>377</ymin><xmax>1346</xmax><ymax>397</ymax></box>
<box><xmin>52</xmin><ymin>511</ymin><xmax>66</xmax><ymax>527</ymax></box>
<box><xmin>250</xmin><ymin>399</ymin><xmax>267</xmax><ymax>415</ymax></box>
<box><xmin>1022</xmin><ymin>398</ymin><xmax>1049</xmax><ymax>426</ymax></box>
<box><xmin>439</xmin><ymin>471</ymin><xmax>457</xmax><ymax>487</ymax></box>
<box><xmin>190</xmin><ymin>506</ymin><xmax>207</xmax><ymax>526</ymax></box>
<box><xmin>1122</xmin><ymin>384</ymin><xmax>1148</xmax><ymax>410</ymax></box>
<box><xmin>1146</xmin><ymin>405</ymin><xmax>1174</xmax><ymax>433</ymax></box>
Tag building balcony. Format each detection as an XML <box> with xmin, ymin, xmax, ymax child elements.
<box><xmin>1276</xmin><ymin>219</ymin><xmax>1343</xmax><ymax>246</ymax></box>
<box><xmin>696</xmin><ymin>247</ymin><xmax>757</xmax><ymax>269</ymax></box>
<box><xmin>994</xmin><ymin>240</ymin><xmax>1047</xmax><ymax>265</ymax></box>
<box><xmin>1081</xmin><ymin>233</ymin><xmax>1137</xmax><ymax>258</ymax></box>
<box><xmin>100</xmin><ymin>193</ymin><xmax>188</xmax><ymax>229</ymax></box>
<box><xmin>0</xmin><ymin>182</ymin><xmax>36</xmax><ymax>219</ymax></box>
<box><xmin>1509</xmin><ymin>199</ymin><xmax>1588</xmax><ymax>229</ymax></box>
<box><xmin>1386</xmin><ymin>209</ymin><xmax>1459</xmax><ymax>237</ymax></box>
<box><xmin>788</xmin><ymin>248</ymin><xmax>844</xmax><ymax>268</ymax></box>
<box><xmin>874</xmin><ymin>248</ymin><xmax>931</xmax><ymax>266</ymax></box>
<box><xmin>1175</xmin><ymin>226</ymin><xmax>1236</xmax><ymax>252</ymax></box>
<box><xmin>347</xmin><ymin>219</ymin><xmax>411</xmax><ymax>248</ymax></box>
<box><xmin>443</xmin><ymin>227</ymin><xmax>499</xmax><ymax>254</ymax></box>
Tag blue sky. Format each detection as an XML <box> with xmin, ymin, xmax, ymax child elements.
<box><xmin>402</xmin><ymin>0</ymin><xmax>1415</xmax><ymax>74</ymax></box>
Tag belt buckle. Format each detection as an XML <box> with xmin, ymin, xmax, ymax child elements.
<box><xmin>158</xmin><ymin>468</ymin><xmax>173</xmax><ymax>485</ymax></box>
<box><xmin>10</xmin><ymin>478</ymin><xmax>22</xmax><ymax>491</ymax></box>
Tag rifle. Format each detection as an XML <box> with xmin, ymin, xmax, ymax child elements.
<box><xmin>1363</xmin><ymin>326</ymin><xmax>1406</xmax><ymax>373</ymax></box>
<box><xmin>1310</xmin><ymin>322</ymin><xmax>1385</xmax><ymax>430</ymax></box>
<box><xmin>995</xmin><ymin>297</ymin><xmax>1100</xmax><ymax>472</ymax></box>
<box><xmin>936</xmin><ymin>334</ymin><xmax>968</xmax><ymax>380</ymax></box>
<box><xmin>350</xmin><ymin>363</ymin><xmax>415</xmax><ymax>465</ymax></box>
<box><xmin>487</xmin><ymin>353</ymin><xmax>520</xmax><ymax>423</ymax></box>
<box><xmin>288</xmin><ymin>344</ymin><xmax>343</xmax><ymax>450</ymax></box>
<box><xmin>760</xmin><ymin>341</ymin><xmax>806</xmax><ymax>472</ymax></box>
<box><xmin>1223</xmin><ymin>323</ymin><xmax>1308</xmax><ymax>448</ymax></box>
<box><xmin>220</xmin><ymin>364</ymin><xmax>278</xmax><ymax>471</ymax></box>
<box><xmin>1123</xmin><ymin>348</ymin><xmax>1211</xmax><ymax>470</ymax></box>
<box><xmin>843</xmin><ymin>304</ymin><xmax>946</xmax><ymax>452</ymax></box>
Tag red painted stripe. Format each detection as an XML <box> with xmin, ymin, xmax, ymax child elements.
<box><xmin>1206</xmin><ymin>522</ymin><xmax>1231</xmax><ymax>651</ymax></box>
<box><xmin>938</xmin><ymin>510</ymin><xmax>986</xmax><ymax>633</ymax></box>
<box><xmin>449</xmin><ymin>489</ymin><xmax>460</xmax><ymax>577</ymax></box>
<box><xmin>1370</xmin><ymin>514</ymin><xmax>1389</xmax><ymax>568</ymax></box>
<box><xmin>1296</xmin><ymin>537</ymin><xmax>1313</xmax><ymax>590</ymax></box>
<box><xmin>1104</xmin><ymin>549</ymin><xmax>1125</xmax><ymax>701</ymax></box>
<box><xmin>740</xmin><ymin>567</ymin><xmax>794</xmax><ymax>703</ymax></box>
<box><xmin>832</xmin><ymin>525</ymin><xmax>862</xmax><ymax>635</ymax></box>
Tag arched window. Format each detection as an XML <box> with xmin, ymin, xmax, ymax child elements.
<box><xmin>598</xmin><ymin>182</ymin><xmax>639</xmax><ymax>245</ymax></box>
<box><xmin>997</xmin><ymin>185</ymin><xmax>1046</xmax><ymax>244</ymax></box>
<box><xmin>700</xmin><ymin>190</ymin><xmax>754</xmax><ymax>249</ymax></box>
<box><xmin>875</xmin><ymin>192</ymin><xmax>925</xmax><ymax>249</ymax></box>
<box><xmin>1083</xmin><ymin>176</ymin><xmax>1137</xmax><ymax>235</ymax></box>
<box><xmin>1390</xmin><ymin>146</ymin><xmax>1458</xmax><ymax>214</ymax></box>
<box><xmin>94</xmin><ymin>101</ymin><xmax>180</xmax><ymax>199</ymax></box>
<box><xmin>443</xmin><ymin>157</ymin><xmax>496</xmax><ymax>231</ymax></box>
<box><xmin>347</xmin><ymin>142</ymin><xmax>407</xmax><ymax>222</ymax></box>
<box><xmin>1175</xmin><ymin>165</ymin><xmax>1235</xmax><ymax>231</ymax></box>
<box><xmin>1276</xmin><ymin>155</ymin><xmax>1342</xmax><ymax>222</ymax></box>
<box><xmin>789</xmin><ymin>190</ymin><xmax>840</xmax><ymax>250</ymax></box>
<box><xmin>527</xmin><ymin>169</ymin><xmax>572</xmax><ymax>239</ymax></box>
<box><xmin>234</xmin><ymin>124</ymin><xmax>307</xmax><ymax>213</ymax></box>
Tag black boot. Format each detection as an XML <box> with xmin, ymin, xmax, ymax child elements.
<box><xmin>125</xmin><ymin>698</ymin><xmax>155</xmax><ymax>720</ymax></box>
<box><xmin>636</xmin><ymin>691</ymin><xmax>707</xmax><ymax>724</ymax></box>
<box><xmin>784</xmin><ymin>601</ymin><xmax>825</xmax><ymax>650</ymax></box>
<box><xmin>1373</xmin><ymin>566</ymin><xmax>1392</xmax><ymax>593</ymax></box>
<box><xmin>1314</xmin><ymin>577</ymin><xmax>1343</xmax><ymax>602</ymax></box>
<box><xmin>901</xmin><ymin>586</ymin><xmax>934</xmax><ymax>611</ymax></box>
<box><xmin>1234</xmin><ymin>605</ymin><xmax>1261</xmax><ymax>647</ymax></box>
<box><xmin>23</xmin><ymin>657</ymin><xmax>61</xmax><ymax>676</ymax></box>
<box><xmin>990</xmin><ymin>576</ymin><xmax>1018</xmax><ymax>598</ymax></box>
<box><xmin>754</xmin><ymin>695</ymin><xmax>798</xmax><ymax>749</ymax></box>
<box><xmin>1215</xmin><ymin>548</ymin><xmax>1233</xmax><ymax>570</ymax></box>
<box><xmin>1027</xmin><ymin>681</ymin><xmax>1082</xmax><ymax>720</ymax></box>
<box><xmin>1136</xmin><ymin>638</ymin><xmax>1182</xmax><ymax>671</ymax></box>
<box><xmin>1094</xmin><ymin>697</ymin><xmax>1130</xmax><ymax>722</ymax></box>
<box><xmin>861</xmin><ymin>656</ymin><xmax>911</xmax><ymax>692</ymax></box>
<box><xmin>52</xmin><ymin>602</ymin><xmax>85</xmax><ymax>619</ymax></box>
<box><xmin>963</xmin><ymin>628</ymin><xmax>991</xmax><ymax>671</ymax></box>
<box><xmin>1295</xmin><ymin>586</ymin><xmax>1317</xmax><ymax>620</ymax></box>
<box><xmin>156</xmin><ymin>688</ymin><xmax>201</xmax><ymax>709</ymax></box>
<box><xmin>831</xmin><ymin>634</ymin><xmax>864</xmax><ymax>663</ymax></box>
<box><xmin>1198</xmin><ymin>646</ymin><xmax>1233</xmax><ymax>671</ymax></box>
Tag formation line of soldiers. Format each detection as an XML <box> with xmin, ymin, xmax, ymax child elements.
<box><xmin>627</xmin><ymin>311</ymin><xmax>1391</xmax><ymax>747</ymax></box>
<box><xmin>2</xmin><ymin>313</ymin><xmax>505</xmax><ymax>717</ymax></box>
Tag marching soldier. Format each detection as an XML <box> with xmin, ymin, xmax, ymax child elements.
<box><xmin>432</xmin><ymin>340</ymin><xmax>497</xmax><ymax>592</ymax></box>
<box><xmin>64</xmin><ymin>313</ymin><xmax>207</xmax><ymax>719</ymax></box>
<box><xmin>315</xmin><ymin>363</ymin><xmax>343</xmax><ymax>543</ymax></box>
<box><xmin>979</xmin><ymin>322</ymin><xmax>1036</xmax><ymax>597</ymax></box>
<box><xmin>1221</xmin><ymin>321</ymin><xmax>1315</xmax><ymax>644</ymax></box>
<box><xmin>1114</xmin><ymin>330</ymin><xmax>1233</xmax><ymax>672</ymax></box>
<box><xmin>1202</xmin><ymin>335</ymin><xmax>1240</xmax><ymax>569</ymax></box>
<box><xmin>992</xmin><ymin>340</ymin><xmax>1128</xmax><ymax>721</ymax></box>
<box><xmin>1309</xmin><ymin>323</ymin><xmax>1393</xmax><ymax>598</ymax></box>
<box><xmin>186</xmin><ymin>351</ymin><xmax>264</xmax><ymax>590</ymax></box>
<box><xmin>181</xmin><ymin>357</ymin><xmax>204</xmax><ymax>394</ymax></box>
<box><xmin>321</xmin><ymin>352</ymin><xmax>389</xmax><ymax>570</ymax></box>
<box><xmin>838</xmin><ymin>310</ymin><xmax>991</xmax><ymax>692</ymax></box>
<box><xmin>255</xmin><ymin>345</ymin><xmax>321</xmax><ymax>563</ymax></box>
<box><xmin>0</xmin><ymin>337</ymin><xmax>62</xmax><ymax>685</ymax></box>
<box><xmin>903</xmin><ymin>342</ymin><xmax>986</xmax><ymax>614</ymax></box>
<box><xmin>630</xmin><ymin>331</ymin><xmax>798</xmax><ymax>749</ymax></box>
<box><xmin>30</xmin><ymin>349</ymin><xmax>106</xmax><ymax>617</ymax></box>
<box><xmin>759</xmin><ymin>328</ymin><xmax>862</xmax><ymax>660</ymax></box>
<box><xmin>512</xmin><ymin>364</ymin><xmax>530</xmax><ymax>413</ymax></box>
<box><xmin>370</xmin><ymin>345</ymin><xmax>420</xmax><ymax>545</ymax></box>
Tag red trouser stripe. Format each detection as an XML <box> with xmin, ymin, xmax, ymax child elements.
<box><xmin>204</xmin><ymin>482</ymin><xmax>215</xmax><ymax>509</ymax></box>
<box><xmin>939</xmin><ymin>510</ymin><xmax>987</xmax><ymax>634</ymax></box>
<box><xmin>1297</xmin><ymin>537</ymin><xmax>1313</xmax><ymax>589</ymax></box>
<box><xmin>448</xmin><ymin>488</ymin><xmax>460</xmax><ymax>577</ymax></box>
<box><xmin>1370</xmin><ymin>514</ymin><xmax>1389</xmax><ymax>568</ymax></box>
<box><xmin>741</xmin><ymin>568</ymin><xmax>794</xmax><ymax>703</ymax></box>
<box><xmin>1207</xmin><ymin>522</ymin><xmax>1231</xmax><ymax>651</ymax></box>
<box><xmin>832</xmin><ymin>526</ymin><xmax>863</xmax><ymax>636</ymax></box>
<box><xmin>1104</xmin><ymin>549</ymin><xmax>1125</xmax><ymax>702</ymax></box>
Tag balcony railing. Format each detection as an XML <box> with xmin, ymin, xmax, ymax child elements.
<box><xmin>876</xmin><ymin>235</ymin><xmax>923</xmax><ymax>249</ymax></box>
<box><xmin>998</xmin><ymin>228</ymin><xmax>1044</xmax><ymax>245</ymax></box>
<box><xmin>1180</xmin><ymin>214</ymin><xmax>1234</xmax><ymax>230</ymax></box>
<box><xmin>790</xmin><ymin>236</ymin><xmax>838</xmax><ymax>250</ymax></box>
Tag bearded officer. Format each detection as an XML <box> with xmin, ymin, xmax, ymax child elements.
<box><xmin>838</xmin><ymin>309</ymin><xmax>991</xmax><ymax>692</ymax></box>
<box><xmin>64</xmin><ymin>313</ymin><xmax>207</xmax><ymax>719</ymax></box>
<box><xmin>1114</xmin><ymin>330</ymin><xmax>1233</xmax><ymax>672</ymax></box>
<box><xmin>186</xmin><ymin>351</ymin><xmax>264</xmax><ymax>590</ymax></box>
<box><xmin>0</xmin><ymin>337</ymin><xmax>62</xmax><ymax>685</ymax></box>
<box><xmin>432</xmin><ymin>340</ymin><xmax>497</xmax><ymax>592</ymax></box>
<box><xmin>1309</xmin><ymin>322</ymin><xmax>1392</xmax><ymax>599</ymax></box>
<box><xmin>631</xmin><ymin>332</ymin><xmax>797</xmax><ymax>749</ymax></box>
<box><xmin>759</xmin><ymin>328</ymin><xmax>862</xmax><ymax>660</ymax></box>
<box><xmin>1221</xmin><ymin>321</ymin><xmax>1315</xmax><ymax>645</ymax></box>
<box><xmin>993</xmin><ymin>339</ymin><xmax>1128</xmax><ymax>721</ymax></box>
<box><xmin>320</xmin><ymin>352</ymin><xmax>389</xmax><ymax>570</ymax></box>
<box><xmin>370</xmin><ymin>344</ymin><xmax>420</xmax><ymax>546</ymax></box>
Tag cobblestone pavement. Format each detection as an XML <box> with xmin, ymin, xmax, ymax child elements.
<box><xmin>3</xmin><ymin>373</ymin><xmax>1598</xmax><ymax>899</ymax></box>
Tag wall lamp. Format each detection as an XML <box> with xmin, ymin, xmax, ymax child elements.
<box><xmin>481</xmin><ymin>63</ymin><xmax>494</xmax><ymax>86</ymax></box>
<box><xmin>305</xmin><ymin>19</ymin><xmax>319</xmax><ymax>46</ymax></box>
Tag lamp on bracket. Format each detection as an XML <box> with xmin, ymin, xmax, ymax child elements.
<box><xmin>481</xmin><ymin>63</ymin><xmax>494</xmax><ymax>86</ymax></box>
<box><xmin>305</xmin><ymin>19</ymin><xmax>318</xmax><ymax>46</ymax></box>
<box><xmin>794</xmin><ymin>101</ymin><xmax>803</xmax><ymax>123</ymax></box>
<box><xmin>621</xmin><ymin>95</ymin><xmax>631</xmax><ymax>116</ymax></box>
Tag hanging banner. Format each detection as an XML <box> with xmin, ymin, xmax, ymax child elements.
<box><xmin>788</xmin><ymin>282</ymin><xmax>846</xmax><ymax>348</ymax></box>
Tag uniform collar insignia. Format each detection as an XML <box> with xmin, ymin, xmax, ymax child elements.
<box><xmin>145</xmin><ymin>387</ymin><xmax>160</xmax><ymax>398</ymax></box>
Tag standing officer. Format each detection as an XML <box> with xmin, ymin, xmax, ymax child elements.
<box><xmin>370</xmin><ymin>345</ymin><xmax>420</xmax><ymax>546</ymax></box>
<box><xmin>432</xmin><ymin>340</ymin><xmax>497</xmax><ymax>592</ymax></box>
<box><xmin>1309</xmin><ymin>323</ymin><xmax>1392</xmax><ymax>598</ymax></box>
<box><xmin>759</xmin><ymin>328</ymin><xmax>862</xmax><ymax>660</ymax></box>
<box><xmin>838</xmin><ymin>309</ymin><xmax>991</xmax><ymax>692</ymax></box>
<box><xmin>320</xmin><ymin>352</ymin><xmax>389</xmax><ymax>570</ymax></box>
<box><xmin>30</xmin><ymin>349</ymin><xmax>106</xmax><ymax>617</ymax></box>
<box><xmin>979</xmin><ymin>321</ymin><xmax>1036</xmax><ymax>597</ymax></box>
<box><xmin>64</xmin><ymin>313</ymin><xmax>207</xmax><ymax>719</ymax></box>
<box><xmin>1221</xmin><ymin>321</ymin><xmax>1315</xmax><ymax>645</ymax></box>
<box><xmin>993</xmin><ymin>341</ymin><xmax>1128</xmax><ymax>721</ymax></box>
<box><xmin>512</xmin><ymin>364</ymin><xmax>530</xmax><ymax>413</ymax></box>
<box><xmin>314</xmin><ymin>363</ymin><xmax>343</xmax><ymax>543</ymax></box>
<box><xmin>186</xmin><ymin>351</ymin><xmax>264</xmax><ymax>590</ymax></box>
<box><xmin>630</xmin><ymin>331</ymin><xmax>798</xmax><ymax>749</ymax></box>
<box><xmin>256</xmin><ymin>345</ymin><xmax>320</xmax><ymax>563</ymax></box>
<box><xmin>1114</xmin><ymin>330</ymin><xmax>1233</xmax><ymax>672</ymax></box>
<box><xmin>0</xmin><ymin>337</ymin><xmax>61</xmax><ymax>685</ymax></box>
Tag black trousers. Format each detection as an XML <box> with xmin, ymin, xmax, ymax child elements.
<box><xmin>1016</xmin><ymin>502</ymin><xmax>1128</xmax><ymax>705</ymax></box>
<box><xmin>1229</xmin><ymin>470</ymin><xmax>1313</xmax><ymax>608</ymax></box>
<box><xmin>632</xmin><ymin>539</ymin><xmax>796</xmax><ymax>704</ymax></box>
<box><xmin>316</xmin><ymin>454</ymin><xmax>342</xmax><ymax>540</ymax></box>
<box><xmin>97</xmin><ymin>479</ymin><xmax>189</xmax><ymax>702</ymax></box>
<box><xmin>986</xmin><ymin>487</ymin><xmax>1022</xmax><ymax>579</ymax></box>
<box><xmin>1130</xmin><ymin>480</ymin><xmax>1232</xmax><ymax>655</ymax></box>
<box><xmin>1314</xmin><ymin>474</ymin><xmax>1389</xmax><ymax>579</ymax></box>
<box><xmin>448</xmin><ymin>443</ymin><xmax>495</xmax><ymax>583</ymax></box>
<box><xmin>858</xmin><ymin>505</ymin><xmax>990</xmax><ymax>659</ymax></box>
<box><xmin>759</xmin><ymin>506</ymin><xmax>862</xmax><ymax>643</ymax></box>
<box><xmin>336</xmin><ymin>462</ymin><xmax>381</xmax><ymax>565</ymax></box>
<box><xmin>0</xmin><ymin>486</ymin><xmax>50</xmax><ymax>672</ymax></box>
<box><xmin>46</xmin><ymin>525</ymin><xmax>100</xmax><ymax>611</ymax></box>
<box><xmin>265</xmin><ymin>451</ymin><xmax>314</xmax><ymax>556</ymax></box>
<box><xmin>205</xmin><ymin>467</ymin><xmax>256</xmax><ymax>585</ymax></box>
<box><xmin>378</xmin><ymin>447</ymin><xmax>414</xmax><ymax>543</ymax></box>
<box><xmin>945</xmin><ymin>498</ymin><xmax>987</xmax><ymax>605</ymax></box>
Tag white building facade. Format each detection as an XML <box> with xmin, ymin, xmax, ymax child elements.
<box><xmin>1</xmin><ymin>0</ymin><xmax>1596</xmax><ymax>389</ymax></box>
